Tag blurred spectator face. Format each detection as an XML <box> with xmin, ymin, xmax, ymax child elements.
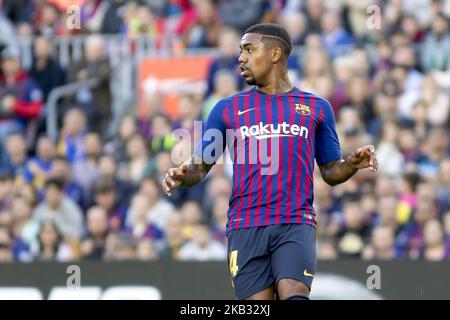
<box><xmin>87</xmin><ymin>207</ymin><xmax>108</xmax><ymax>237</ymax></box>
<box><xmin>400</xmin><ymin>15</ymin><xmax>420</xmax><ymax>39</ymax></box>
<box><xmin>11</xmin><ymin>196</ymin><xmax>32</xmax><ymax>222</ymax></box>
<box><xmin>166</xmin><ymin>212</ymin><xmax>183</xmax><ymax>241</ymax></box>
<box><xmin>113</xmin><ymin>234</ymin><xmax>137</xmax><ymax>260</ymax></box>
<box><xmin>377</xmin><ymin>40</ymin><xmax>392</xmax><ymax>60</ymax></box>
<box><xmin>139</xmin><ymin>177</ymin><xmax>160</xmax><ymax>204</ymax></box>
<box><xmin>305</xmin><ymin>34</ymin><xmax>323</xmax><ymax>49</ymax></box>
<box><xmin>432</xmin><ymin>14</ymin><xmax>448</xmax><ymax>36</ymax></box>
<box><xmin>218</xmin><ymin>29</ymin><xmax>239</xmax><ymax>57</ymax></box>
<box><xmin>193</xmin><ymin>224</ymin><xmax>212</xmax><ymax>248</ymax></box>
<box><xmin>41</xmin><ymin>4</ymin><xmax>60</xmax><ymax>27</ymax></box>
<box><xmin>443</xmin><ymin>212</ymin><xmax>450</xmax><ymax>237</ymax></box>
<box><xmin>196</xmin><ymin>0</ymin><xmax>215</xmax><ymax>23</ymax></box>
<box><xmin>343</xmin><ymin>202</ymin><xmax>364</xmax><ymax>230</ymax></box>
<box><xmin>411</xmin><ymin>100</ymin><xmax>428</xmax><ymax>124</ymax></box>
<box><xmin>137</xmin><ymin>239</ymin><xmax>158</xmax><ymax>261</ymax></box>
<box><xmin>34</xmin><ymin>36</ymin><xmax>52</xmax><ymax>59</ymax></box>
<box><xmin>426</xmin><ymin>127</ymin><xmax>449</xmax><ymax>152</ymax></box>
<box><xmin>94</xmin><ymin>189</ymin><xmax>116</xmax><ymax>212</ymax></box>
<box><xmin>392</xmin><ymin>46</ymin><xmax>416</xmax><ymax>68</ymax></box>
<box><xmin>0</xmin><ymin>176</ymin><xmax>14</xmax><ymax>200</ymax></box>
<box><xmin>84</xmin><ymin>133</ymin><xmax>101</xmax><ymax>158</ymax></box>
<box><xmin>438</xmin><ymin>160</ymin><xmax>450</xmax><ymax>185</ymax></box>
<box><xmin>15</xmin><ymin>183</ymin><xmax>37</xmax><ymax>206</ymax></box>
<box><xmin>0</xmin><ymin>210</ymin><xmax>12</xmax><ymax>228</ymax></box>
<box><xmin>380</xmin><ymin>121</ymin><xmax>399</xmax><ymax>144</ymax></box>
<box><xmin>375</xmin><ymin>176</ymin><xmax>398</xmax><ymax>197</ymax></box>
<box><xmin>420</xmin><ymin>76</ymin><xmax>438</xmax><ymax>101</ymax></box>
<box><xmin>37</xmin><ymin>137</ymin><xmax>56</xmax><ymax>161</ymax></box>
<box><xmin>361</xmin><ymin>194</ymin><xmax>377</xmax><ymax>216</ymax></box>
<box><xmin>314</xmin><ymin>76</ymin><xmax>334</xmax><ymax>99</ymax></box>
<box><xmin>99</xmin><ymin>155</ymin><xmax>117</xmax><ymax>177</ymax></box>
<box><xmin>178</xmin><ymin>94</ymin><xmax>199</xmax><ymax>120</ymax></box>
<box><xmin>321</xmin><ymin>10</ymin><xmax>341</xmax><ymax>34</ymax></box>
<box><xmin>333</xmin><ymin>56</ymin><xmax>354</xmax><ymax>84</ymax></box>
<box><xmin>156</xmin><ymin>152</ymin><xmax>173</xmax><ymax>176</ymax></box>
<box><xmin>50</xmin><ymin>158</ymin><xmax>70</xmax><ymax>180</ymax></box>
<box><xmin>119</xmin><ymin>115</ymin><xmax>137</xmax><ymax>141</ymax></box>
<box><xmin>378</xmin><ymin>196</ymin><xmax>397</xmax><ymax>224</ymax></box>
<box><xmin>17</xmin><ymin>23</ymin><xmax>34</xmax><ymax>37</ymax></box>
<box><xmin>181</xmin><ymin>201</ymin><xmax>202</xmax><ymax>225</ymax></box>
<box><xmin>304</xmin><ymin>49</ymin><xmax>330</xmax><ymax>78</ymax></box>
<box><xmin>45</xmin><ymin>184</ymin><xmax>63</xmax><ymax>208</ymax></box>
<box><xmin>417</xmin><ymin>182</ymin><xmax>436</xmax><ymax>204</ymax></box>
<box><xmin>372</xmin><ymin>226</ymin><xmax>395</xmax><ymax>253</ymax></box>
<box><xmin>39</xmin><ymin>220</ymin><xmax>60</xmax><ymax>248</ymax></box>
<box><xmin>306</xmin><ymin>0</ymin><xmax>324</xmax><ymax>20</ymax></box>
<box><xmin>207</xmin><ymin>176</ymin><xmax>232</xmax><ymax>199</ymax></box>
<box><xmin>63</xmin><ymin>109</ymin><xmax>87</xmax><ymax>136</ymax></box>
<box><xmin>6</xmin><ymin>133</ymin><xmax>26</xmax><ymax>158</ymax></box>
<box><xmin>131</xmin><ymin>194</ymin><xmax>149</xmax><ymax>222</ymax></box>
<box><xmin>351</xmin><ymin>49</ymin><xmax>371</xmax><ymax>77</ymax></box>
<box><xmin>1</xmin><ymin>56</ymin><xmax>21</xmax><ymax>76</ymax></box>
<box><xmin>414</xmin><ymin>201</ymin><xmax>437</xmax><ymax>226</ymax></box>
<box><xmin>212</xmin><ymin>196</ymin><xmax>228</xmax><ymax>223</ymax></box>
<box><xmin>0</xmin><ymin>227</ymin><xmax>12</xmax><ymax>262</ymax></box>
<box><xmin>151</xmin><ymin>114</ymin><xmax>172</xmax><ymax>138</ymax></box>
<box><xmin>84</xmin><ymin>35</ymin><xmax>105</xmax><ymax>62</ymax></box>
<box><xmin>214</xmin><ymin>71</ymin><xmax>237</xmax><ymax>97</ymax></box>
<box><xmin>424</xmin><ymin>219</ymin><xmax>444</xmax><ymax>247</ymax></box>
<box><xmin>280</xmin><ymin>11</ymin><xmax>306</xmax><ymax>40</ymax></box>
<box><xmin>398</xmin><ymin>128</ymin><xmax>417</xmax><ymax>152</ymax></box>
<box><xmin>126</xmin><ymin>134</ymin><xmax>147</xmax><ymax>159</ymax></box>
<box><xmin>347</xmin><ymin>76</ymin><xmax>369</xmax><ymax>104</ymax></box>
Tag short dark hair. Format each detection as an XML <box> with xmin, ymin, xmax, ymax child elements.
<box><xmin>244</xmin><ymin>23</ymin><xmax>293</xmax><ymax>56</ymax></box>
<box><xmin>44</xmin><ymin>177</ymin><xmax>65</xmax><ymax>191</ymax></box>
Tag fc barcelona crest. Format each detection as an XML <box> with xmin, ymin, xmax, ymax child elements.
<box><xmin>295</xmin><ymin>104</ymin><xmax>311</xmax><ymax>115</ymax></box>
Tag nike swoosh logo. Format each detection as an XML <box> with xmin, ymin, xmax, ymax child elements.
<box><xmin>304</xmin><ymin>269</ymin><xmax>314</xmax><ymax>277</ymax></box>
<box><xmin>238</xmin><ymin>108</ymin><xmax>255</xmax><ymax>116</ymax></box>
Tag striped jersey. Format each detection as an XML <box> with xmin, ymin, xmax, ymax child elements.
<box><xmin>194</xmin><ymin>87</ymin><xmax>341</xmax><ymax>234</ymax></box>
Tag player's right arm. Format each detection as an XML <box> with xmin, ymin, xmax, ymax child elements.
<box><xmin>161</xmin><ymin>99</ymin><xmax>228</xmax><ymax>196</ymax></box>
<box><xmin>162</xmin><ymin>155</ymin><xmax>214</xmax><ymax>196</ymax></box>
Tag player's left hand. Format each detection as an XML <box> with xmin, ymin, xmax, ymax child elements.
<box><xmin>347</xmin><ymin>145</ymin><xmax>378</xmax><ymax>172</ymax></box>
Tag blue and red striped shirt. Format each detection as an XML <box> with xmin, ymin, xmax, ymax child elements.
<box><xmin>195</xmin><ymin>87</ymin><xmax>341</xmax><ymax>234</ymax></box>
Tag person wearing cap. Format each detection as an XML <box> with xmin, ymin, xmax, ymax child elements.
<box><xmin>0</xmin><ymin>47</ymin><xmax>44</xmax><ymax>146</ymax></box>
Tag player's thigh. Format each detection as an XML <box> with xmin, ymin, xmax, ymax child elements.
<box><xmin>227</xmin><ymin>227</ymin><xmax>274</xmax><ymax>300</ymax></box>
<box><xmin>270</xmin><ymin>224</ymin><xmax>317</xmax><ymax>295</ymax></box>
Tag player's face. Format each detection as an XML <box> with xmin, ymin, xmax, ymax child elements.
<box><xmin>239</xmin><ymin>33</ymin><xmax>273</xmax><ymax>86</ymax></box>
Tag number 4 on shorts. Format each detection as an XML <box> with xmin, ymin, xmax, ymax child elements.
<box><xmin>229</xmin><ymin>250</ymin><xmax>239</xmax><ymax>277</ymax></box>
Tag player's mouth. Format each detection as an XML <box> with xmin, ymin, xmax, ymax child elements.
<box><xmin>240</xmin><ymin>65</ymin><xmax>250</xmax><ymax>76</ymax></box>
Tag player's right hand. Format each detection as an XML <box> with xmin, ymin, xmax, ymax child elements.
<box><xmin>161</xmin><ymin>164</ymin><xmax>188</xmax><ymax>197</ymax></box>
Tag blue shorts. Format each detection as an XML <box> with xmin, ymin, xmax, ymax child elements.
<box><xmin>227</xmin><ymin>223</ymin><xmax>317</xmax><ymax>300</ymax></box>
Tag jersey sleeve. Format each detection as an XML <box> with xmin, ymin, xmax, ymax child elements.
<box><xmin>315</xmin><ymin>99</ymin><xmax>342</xmax><ymax>165</ymax></box>
<box><xmin>194</xmin><ymin>99</ymin><xmax>228</xmax><ymax>164</ymax></box>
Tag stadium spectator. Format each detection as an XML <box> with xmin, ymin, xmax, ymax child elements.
<box><xmin>29</xmin><ymin>36</ymin><xmax>65</xmax><ymax>102</ymax></box>
<box><xmin>30</xmin><ymin>178</ymin><xmax>84</xmax><ymax>242</ymax></box>
<box><xmin>178</xmin><ymin>223</ymin><xmax>227</xmax><ymax>261</ymax></box>
<box><xmin>34</xmin><ymin>219</ymin><xmax>75</xmax><ymax>261</ymax></box>
<box><xmin>23</xmin><ymin>136</ymin><xmax>56</xmax><ymax>190</ymax></box>
<box><xmin>57</xmin><ymin>108</ymin><xmax>87</xmax><ymax>164</ymax></box>
<box><xmin>421</xmin><ymin>219</ymin><xmax>450</xmax><ymax>261</ymax></box>
<box><xmin>0</xmin><ymin>47</ymin><xmax>44</xmax><ymax>147</ymax></box>
<box><xmin>159</xmin><ymin>211</ymin><xmax>186</xmax><ymax>260</ymax></box>
<box><xmin>66</xmin><ymin>35</ymin><xmax>111</xmax><ymax>135</ymax></box>
<box><xmin>80</xmin><ymin>206</ymin><xmax>109</xmax><ymax>260</ymax></box>
<box><xmin>0</xmin><ymin>132</ymin><xmax>29</xmax><ymax>180</ymax></box>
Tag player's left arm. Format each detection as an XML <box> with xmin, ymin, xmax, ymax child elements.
<box><xmin>314</xmin><ymin>98</ymin><xmax>378</xmax><ymax>186</ymax></box>
<box><xmin>318</xmin><ymin>145</ymin><xmax>378</xmax><ymax>186</ymax></box>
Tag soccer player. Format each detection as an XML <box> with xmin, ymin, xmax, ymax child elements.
<box><xmin>162</xmin><ymin>24</ymin><xmax>378</xmax><ymax>300</ymax></box>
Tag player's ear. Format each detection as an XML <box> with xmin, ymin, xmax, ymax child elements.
<box><xmin>272</xmin><ymin>47</ymin><xmax>282</xmax><ymax>64</ymax></box>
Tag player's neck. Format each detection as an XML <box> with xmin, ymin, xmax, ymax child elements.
<box><xmin>256</xmin><ymin>71</ymin><xmax>293</xmax><ymax>95</ymax></box>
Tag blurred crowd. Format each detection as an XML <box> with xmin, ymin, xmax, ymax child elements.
<box><xmin>0</xmin><ymin>0</ymin><xmax>449</xmax><ymax>263</ymax></box>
